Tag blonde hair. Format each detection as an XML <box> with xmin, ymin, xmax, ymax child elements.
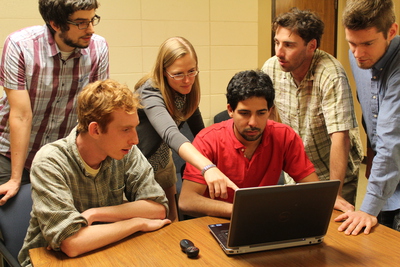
<box><xmin>77</xmin><ymin>79</ymin><xmax>142</xmax><ymax>133</ymax></box>
<box><xmin>135</xmin><ymin>36</ymin><xmax>200</xmax><ymax>121</ymax></box>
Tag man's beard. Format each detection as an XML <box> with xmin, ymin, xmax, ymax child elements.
<box><xmin>59</xmin><ymin>32</ymin><xmax>90</xmax><ymax>49</ymax></box>
<box><xmin>240</xmin><ymin>127</ymin><xmax>262</xmax><ymax>141</ymax></box>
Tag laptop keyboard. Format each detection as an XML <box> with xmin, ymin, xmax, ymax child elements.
<box><xmin>218</xmin><ymin>230</ymin><xmax>229</xmax><ymax>244</ymax></box>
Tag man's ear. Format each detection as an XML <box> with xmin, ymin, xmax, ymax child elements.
<box><xmin>227</xmin><ymin>104</ymin><xmax>234</xmax><ymax>118</ymax></box>
<box><xmin>88</xmin><ymin>122</ymin><xmax>101</xmax><ymax>137</ymax></box>
<box><xmin>49</xmin><ymin>21</ymin><xmax>61</xmax><ymax>33</ymax></box>
<box><xmin>308</xmin><ymin>39</ymin><xmax>317</xmax><ymax>52</ymax></box>
<box><xmin>388</xmin><ymin>23</ymin><xmax>399</xmax><ymax>41</ymax></box>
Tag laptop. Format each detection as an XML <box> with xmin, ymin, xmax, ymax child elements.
<box><xmin>208</xmin><ymin>180</ymin><xmax>340</xmax><ymax>255</ymax></box>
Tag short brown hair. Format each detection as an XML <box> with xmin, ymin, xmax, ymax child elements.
<box><xmin>77</xmin><ymin>79</ymin><xmax>142</xmax><ymax>133</ymax></box>
<box><xmin>273</xmin><ymin>8</ymin><xmax>324</xmax><ymax>48</ymax></box>
<box><xmin>342</xmin><ymin>0</ymin><xmax>396</xmax><ymax>38</ymax></box>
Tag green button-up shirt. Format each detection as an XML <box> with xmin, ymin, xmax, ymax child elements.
<box><xmin>19</xmin><ymin>127</ymin><xmax>168</xmax><ymax>266</ymax></box>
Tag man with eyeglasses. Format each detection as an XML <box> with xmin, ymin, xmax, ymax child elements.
<box><xmin>0</xmin><ymin>0</ymin><xmax>109</xmax><ymax>205</ymax></box>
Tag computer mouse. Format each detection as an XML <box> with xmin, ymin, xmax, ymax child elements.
<box><xmin>180</xmin><ymin>239</ymin><xmax>200</xmax><ymax>258</ymax></box>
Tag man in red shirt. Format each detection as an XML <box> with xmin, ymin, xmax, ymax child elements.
<box><xmin>179</xmin><ymin>70</ymin><xmax>353</xmax><ymax>218</ymax></box>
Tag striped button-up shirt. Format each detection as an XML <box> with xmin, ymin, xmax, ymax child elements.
<box><xmin>0</xmin><ymin>25</ymin><xmax>109</xmax><ymax>169</ymax></box>
<box><xmin>262</xmin><ymin>49</ymin><xmax>363</xmax><ymax>183</ymax></box>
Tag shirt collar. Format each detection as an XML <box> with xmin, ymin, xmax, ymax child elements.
<box><xmin>44</xmin><ymin>25</ymin><xmax>85</xmax><ymax>59</ymax></box>
<box><xmin>67</xmin><ymin>127</ymin><xmax>112</xmax><ymax>177</ymax></box>
<box><xmin>373</xmin><ymin>35</ymin><xmax>400</xmax><ymax>71</ymax></box>
<box><xmin>304</xmin><ymin>49</ymin><xmax>323</xmax><ymax>81</ymax></box>
<box><xmin>226</xmin><ymin>119</ymin><xmax>243</xmax><ymax>150</ymax></box>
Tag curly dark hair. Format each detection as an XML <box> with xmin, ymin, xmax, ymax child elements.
<box><xmin>39</xmin><ymin>0</ymin><xmax>99</xmax><ymax>33</ymax></box>
<box><xmin>273</xmin><ymin>7</ymin><xmax>324</xmax><ymax>48</ymax></box>
<box><xmin>226</xmin><ymin>70</ymin><xmax>275</xmax><ymax>111</ymax></box>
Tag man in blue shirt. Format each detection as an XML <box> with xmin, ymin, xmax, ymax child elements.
<box><xmin>336</xmin><ymin>0</ymin><xmax>400</xmax><ymax>235</ymax></box>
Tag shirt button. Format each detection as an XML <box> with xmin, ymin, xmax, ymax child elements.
<box><xmin>373</xmin><ymin>114</ymin><xmax>378</xmax><ymax>118</ymax></box>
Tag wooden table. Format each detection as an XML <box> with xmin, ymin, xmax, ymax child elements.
<box><xmin>30</xmin><ymin>210</ymin><xmax>400</xmax><ymax>266</ymax></box>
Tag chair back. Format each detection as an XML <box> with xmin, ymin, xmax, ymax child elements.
<box><xmin>213</xmin><ymin>110</ymin><xmax>230</xmax><ymax>123</ymax></box>
<box><xmin>0</xmin><ymin>183</ymin><xmax>32</xmax><ymax>267</ymax></box>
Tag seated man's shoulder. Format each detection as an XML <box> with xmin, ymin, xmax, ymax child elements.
<box><xmin>32</xmin><ymin>138</ymin><xmax>69</xmax><ymax>165</ymax></box>
<box><xmin>268</xmin><ymin>119</ymin><xmax>291</xmax><ymax>129</ymax></box>
<box><xmin>267</xmin><ymin>120</ymin><xmax>298</xmax><ymax>137</ymax></box>
<box><xmin>197</xmin><ymin>120</ymin><xmax>231</xmax><ymax>139</ymax></box>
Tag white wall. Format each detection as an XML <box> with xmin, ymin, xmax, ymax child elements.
<box><xmin>0</xmin><ymin>0</ymin><xmax>263</xmax><ymax>126</ymax></box>
<box><xmin>1</xmin><ymin>0</ymin><xmax>399</xmax><ymax>153</ymax></box>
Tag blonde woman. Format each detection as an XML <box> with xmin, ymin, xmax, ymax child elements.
<box><xmin>135</xmin><ymin>37</ymin><xmax>237</xmax><ymax>221</ymax></box>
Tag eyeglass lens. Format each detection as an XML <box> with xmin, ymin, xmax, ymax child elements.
<box><xmin>74</xmin><ymin>16</ymin><xmax>100</xmax><ymax>29</ymax></box>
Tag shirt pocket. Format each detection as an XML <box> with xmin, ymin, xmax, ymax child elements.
<box><xmin>107</xmin><ymin>184</ymin><xmax>125</xmax><ymax>206</ymax></box>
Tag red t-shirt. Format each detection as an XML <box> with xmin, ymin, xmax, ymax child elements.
<box><xmin>183</xmin><ymin>119</ymin><xmax>315</xmax><ymax>203</ymax></box>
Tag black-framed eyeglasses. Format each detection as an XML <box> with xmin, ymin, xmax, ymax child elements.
<box><xmin>67</xmin><ymin>15</ymin><xmax>101</xmax><ymax>30</ymax></box>
<box><xmin>165</xmin><ymin>70</ymin><xmax>199</xmax><ymax>80</ymax></box>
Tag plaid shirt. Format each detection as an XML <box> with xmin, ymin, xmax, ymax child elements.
<box><xmin>0</xmin><ymin>25</ymin><xmax>109</xmax><ymax>169</ymax></box>
<box><xmin>18</xmin><ymin>128</ymin><xmax>168</xmax><ymax>267</ymax></box>
<box><xmin>262</xmin><ymin>49</ymin><xmax>363</xmax><ymax>182</ymax></box>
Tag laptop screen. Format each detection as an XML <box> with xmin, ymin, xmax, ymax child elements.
<box><xmin>227</xmin><ymin>180</ymin><xmax>340</xmax><ymax>247</ymax></box>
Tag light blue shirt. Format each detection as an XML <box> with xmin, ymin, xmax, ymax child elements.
<box><xmin>350</xmin><ymin>35</ymin><xmax>400</xmax><ymax>216</ymax></box>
